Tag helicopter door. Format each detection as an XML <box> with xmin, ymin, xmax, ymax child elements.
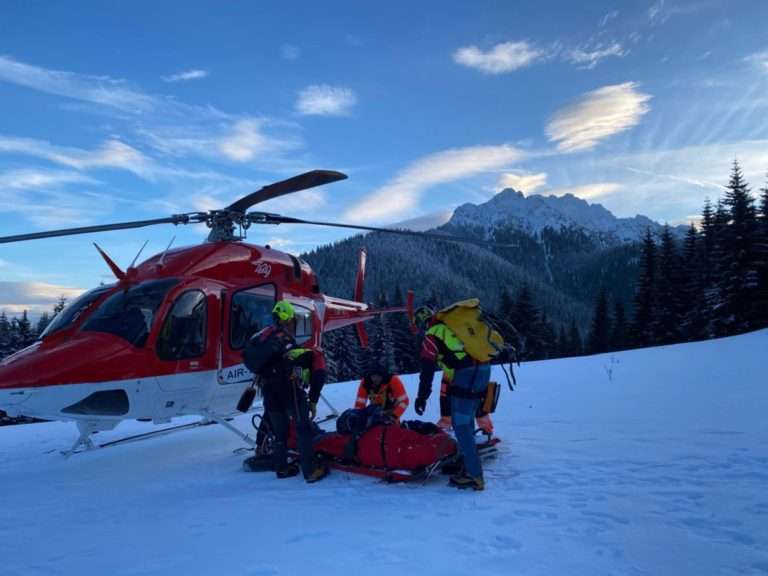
<box><xmin>154</xmin><ymin>289</ymin><xmax>214</xmax><ymax>402</ymax></box>
<box><xmin>220</xmin><ymin>283</ymin><xmax>276</xmax><ymax>386</ymax></box>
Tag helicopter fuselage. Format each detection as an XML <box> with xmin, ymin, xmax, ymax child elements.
<box><xmin>0</xmin><ymin>241</ymin><xmax>385</xmax><ymax>430</ymax></box>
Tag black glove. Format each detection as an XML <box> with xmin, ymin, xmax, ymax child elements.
<box><xmin>415</xmin><ymin>397</ymin><xmax>427</xmax><ymax>416</ymax></box>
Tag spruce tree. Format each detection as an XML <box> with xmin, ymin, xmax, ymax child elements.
<box><xmin>655</xmin><ymin>224</ymin><xmax>683</xmax><ymax>344</ymax></box>
<box><xmin>632</xmin><ymin>229</ymin><xmax>657</xmax><ymax>347</ymax></box>
<box><xmin>680</xmin><ymin>223</ymin><xmax>707</xmax><ymax>340</ymax></box>
<box><xmin>610</xmin><ymin>298</ymin><xmax>628</xmax><ymax>350</ymax></box>
<box><xmin>496</xmin><ymin>287</ymin><xmax>519</xmax><ymax>346</ymax></box>
<box><xmin>707</xmin><ymin>200</ymin><xmax>731</xmax><ymax>335</ymax></box>
<box><xmin>512</xmin><ymin>285</ymin><xmax>542</xmax><ymax>360</ymax></box>
<box><xmin>557</xmin><ymin>325</ymin><xmax>569</xmax><ymax>358</ymax></box>
<box><xmin>568</xmin><ymin>318</ymin><xmax>583</xmax><ymax>356</ymax></box>
<box><xmin>754</xmin><ymin>176</ymin><xmax>768</xmax><ymax>327</ymax></box>
<box><xmin>700</xmin><ymin>198</ymin><xmax>715</xmax><ymax>287</ymax></box>
<box><xmin>14</xmin><ymin>311</ymin><xmax>33</xmax><ymax>349</ymax></box>
<box><xmin>588</xmin><ymin>289</ymin><xmax>610</xmax><ymax>354</ymax></box>
<box><xmin>0</xmin><ymin>311</ymin><xmax>11</xmax><ymax>359</ymax></box>
<box><xmin>390</xmin><ymin>285</ymin><xmax>419</xmax><ymax>374</ymax></box>
<box><xmin>539</xmin><ymin>313</ymin><xmax>557</xmax><ymax>359</ymax></box>
<box><xmin>35</xmin><ymin>312</ymin><xmax>51</xmax><ymax>336</ymax></box>
<box><xmin>53</xmin><ymin>296</ymin><xmax>67</xmax><ymax>316</ymax></box>
<box><xmin>718</xmin><ymin>160</ymin><xmax>759</xmax><ymax>334</ymax></box>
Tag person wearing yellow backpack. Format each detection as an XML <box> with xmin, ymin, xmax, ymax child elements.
<box><xmin>414</xmin><ymin>304</ymin><xmax>493</xmax><ymax>491</ymax></box>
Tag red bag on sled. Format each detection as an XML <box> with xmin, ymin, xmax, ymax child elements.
<box><xmin>313</xmin><ymin>423</ymin><xmax>457</xmax><ymax>470</ymax></box>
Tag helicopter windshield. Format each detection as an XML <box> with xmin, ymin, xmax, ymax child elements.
<box><xmin>39</xmin><ymin>284</ymin><xmax>116</xmax><ymax>340</ymax></box>
<box><xmin>82</xmin><ymin>278</ymin><xmax>179</xmax><ymax>347</ymax></box>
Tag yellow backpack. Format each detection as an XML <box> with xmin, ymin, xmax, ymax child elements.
<box><xmin>435</xmin><ymin>298</ymin><xmax>505</xmax><ymax>362</ymax></box>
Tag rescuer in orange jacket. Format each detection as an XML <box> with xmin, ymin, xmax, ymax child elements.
<box><xmin>354</xmin><ymin>362</ymin><xmax>409</xmax><ymax>421</ymax></box>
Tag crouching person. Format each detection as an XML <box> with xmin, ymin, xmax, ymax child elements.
<box><xmin>354</xmin><ymin>362</ymin><xmax>409</xmax><ymax>422</ymax></box>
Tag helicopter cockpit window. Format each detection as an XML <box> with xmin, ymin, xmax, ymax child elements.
<box><xmin>156</xmin><ymin>290</ymin><xmax>207</xmax><ymax>361</ymax></box>
<box><xmin>230</xmin><ymin>284</ymin><xmax>276</xmax><ymax>350</ymax></box>
<box><xmin>39</xmin><ymin>284</ymin><xmax>115</xmax><ymax>340</ymax></box>
<box><xmin>293</xmin><ymin>305</ymin><xmax>313</xmax><ymax>346</ymax></box>
<box><xmin>82</xmin><ymin>278</ymin><xmax>179</xmax><ymax>347</ymax></box>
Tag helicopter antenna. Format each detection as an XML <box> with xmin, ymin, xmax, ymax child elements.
<box><xmin>129</xmin><ymin>240</ymin><xmax>149</xmax><ymax>269</ymax></box>
<box><xmin>158</xmin><ymin>236</ymin><xmax>176</xmax><ymax>266</ymax></box>
<box><xmin>93</xmin><ymin>243</ymin><xmax>126</xmax><ymax>281</ymax></box>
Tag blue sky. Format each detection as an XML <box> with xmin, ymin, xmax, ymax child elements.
<box><xmin>1</xmin><ymin>0</ymin><xmax>768</xmax><ymax>315</ymax></box>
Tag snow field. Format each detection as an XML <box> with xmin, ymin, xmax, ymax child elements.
<box><xmin>1</xmin><ymin>330</ymin><xmax>767</xmax><ymax>575</ymax></box>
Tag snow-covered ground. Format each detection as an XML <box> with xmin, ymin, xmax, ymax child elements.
<box><xmin>2</xmin><ymin>330</ymin><xmax>767</xmax><ymax>576</ymax></box>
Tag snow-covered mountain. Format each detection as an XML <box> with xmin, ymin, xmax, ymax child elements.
<box><xmin>2</xmin><ymin>330</ymin><xmax>766</xmax><ymax>575</ymax></box>
<box><xmin>448</xmin><ymin>189</ymin><xmax>681</xmax><ymax>244</ymax></box>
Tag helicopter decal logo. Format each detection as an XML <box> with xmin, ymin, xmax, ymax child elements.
<box><xmin>254</xmin><ymin>261</ymin><xmax>272</xmax><ymax>278</ymax></box>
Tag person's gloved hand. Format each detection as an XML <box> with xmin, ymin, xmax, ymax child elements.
<box><xmin>309</xmin><ymin>402</ymin><xmax>317</xmax><ymax>420</ymax></box>
<box><xmin>415</xmin><ymin>397</ymin><xmax>427</xmax><ymax>416</ymax></box>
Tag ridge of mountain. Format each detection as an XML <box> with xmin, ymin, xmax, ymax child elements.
<box><xmin>447</xmin><ymin>188</ymin><xmax>685</xmax><ymax>244</ymax></box>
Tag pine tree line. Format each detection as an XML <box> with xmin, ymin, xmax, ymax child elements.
<box><xmin>628</xmin><ymin>161</ymin><xmax>768</xmax><ymax>348</ymax></box>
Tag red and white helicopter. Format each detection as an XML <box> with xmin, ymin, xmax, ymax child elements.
<box><xmin>0</xmin><ymin>170</ymin><xmax>503</xmax><ymax>454</ymax></box>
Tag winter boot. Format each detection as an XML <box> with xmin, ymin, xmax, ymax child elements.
<box><xmin>305</xmin><ymin>461</ymin><xmax>329</xmax><ymax>483</ymax></box>
<box><xmin>276</xmin><ymin>462</ymin><xmax>300</xmax><ymax>479</ymax></box>
<box><xmin>475</xmin><ymin>414</ymin><xmax>494</xmax><ymax>436</ymax></box>
<box><xmin>448</xmin><ymin>473</ymin><xmax>485</xmax><ymax>491</ymax></box>
<box><xmin>242</xmin><ymin>454</ymin><xmax>274</xmax><ymax>472</ymax></box>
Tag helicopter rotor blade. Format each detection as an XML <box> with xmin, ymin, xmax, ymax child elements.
<box><xmin>0</xmin><ymin>214</ymin><xmax>198</xmax><ymax>245</ymax></box>
<box><xmin>252</xmin><ymin>214</ymin><xmax>516</xmax><ymax>250</ymax></box>
<box><xmin>226</xmin><ymin>170</ymin><xmax>348</xmax><ymax>213</ymax></box>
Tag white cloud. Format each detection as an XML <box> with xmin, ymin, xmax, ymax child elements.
<box><xmin>649</xmin><ymin>0</ymin><xmax>666</xmax><ymax>24</ymax></box>
<box><xmin>281</xmin><ymin>45</ymin><xmax>300</xmax><ymax>60</ymax></box>
<box><xmin>345</xmin><ymin>145</ymin><xmax>525</xmax><ymax>222</ymax></box>
<box><xmin>745</xmin><ymin>50</ymin><xmax>768</xmax><ymax>73</ymax></box>
<box><xmin>496</xmin><ymin>172</ymin><xmax>548</xmax><ymax>194</ymax></box>
<box><xmin>0</xmin><ymin>56</ymin><xmax>303</xmax><ymax>171</ymax></box>
<box><xmin>0</xmin><ymin>136</ymin><xmax>152</xmax><ymax>178</ymax></box>
<box><xmin>546</xmin><ymin>82</ymin><xmax>652</xmax><ymax>152</ymax></box>
<box><xmin>0</xmin><ymin>168</ymin><xmax>113</xmax><ymax>227</ymax></box>
<box><xmin>388</xmin><ymin>210</ymin><xmax>454</xmax><ymax>232</ymax></box>
<box><xmin>546</xmin><ymin>182</ymin><xmax>622</xmax><ymax>201</ymax></box>
<box><xmin>296</xmin><ymin>85</ymin><xmax>357</xmax><ymax>116</ymax></box>
<box><xmin>263</xmin><ymin>238</ymin><xmax>300</xmax><ymax>248</ymax></box>
<box><xmin>599</xmin><ymin>10</ymin><xmax>619</xmax><ymax>27</ymax></box>
<box><xmin>0</xmin><ymin>168</ymin><xmax>95</xmax><ymax>190</ymax></box>
<box><xmin>453</xmin><ymin>41</ymin><xmax>544</xmax><ymax>74</ymax></box>
<box><xmin>565</xmin><ymin>42</ymin><xmax>626</xmax><ymax>69</ymax></box>
<box><xmin>0</xmin><ymin>55</ymin><xmax>155</xmax><ymax>114</ymax></box>
<box><xmin>609</xmin><ymin>141</ymin><xmax>768</xmax><ymax>191</ymax></box>
<box><xmin>218</xmin><ymin>119</ymin><xmax>274</xmax><ymax>162</ymax></box>
<box><xmin>161</xmin><ymin>69</ymin><xmax>209</xmax><ymax>83</ymax></box>
<box><xmin>259</xmin><ymin>189</ymin><xmax>326</xmax><ymax>213</ymax></box>
<box><xmin>0</xmin><ymin>281</ymin><xmax>84</xmax><ymax>317</ymax></box>
<box><xmin>531</xmin><ymin>139</ymin><xmax>768</xmax><ymax>223</ymax></box>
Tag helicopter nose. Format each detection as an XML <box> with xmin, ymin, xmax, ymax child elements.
<box><xmin>0</xmin><ymin>342</ymin><xmax>41</xmax><ymax>388</ymax></box>
<box><xmin>0</xmin><ymin>333</ymin><xmax>145</xmax><ymax>418</ymax></box>
<box><xmin>0</xmin><ymin>342</ymin><xmax>42</xmax><ymax>413</ymax></box>
<box><xmin>0</xmin><ymin>332</ymin><xmax>142</xmax><ymax>390</ymax></box>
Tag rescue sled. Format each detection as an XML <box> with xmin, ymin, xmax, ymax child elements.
<box><xmin>315</xmin><ymin>423</ymin><xmax>500</xmax><ymax>483</ymax></box>
<box><xmin>243</xmin><ymin>411</ymin><xmax>500</xmax><ymax>483</ymax></box>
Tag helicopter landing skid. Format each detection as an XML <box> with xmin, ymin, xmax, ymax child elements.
<box><xmin>59</xmin><ymin>419</ymin><xmax>214</xmax><ymax>456</ymax></box>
